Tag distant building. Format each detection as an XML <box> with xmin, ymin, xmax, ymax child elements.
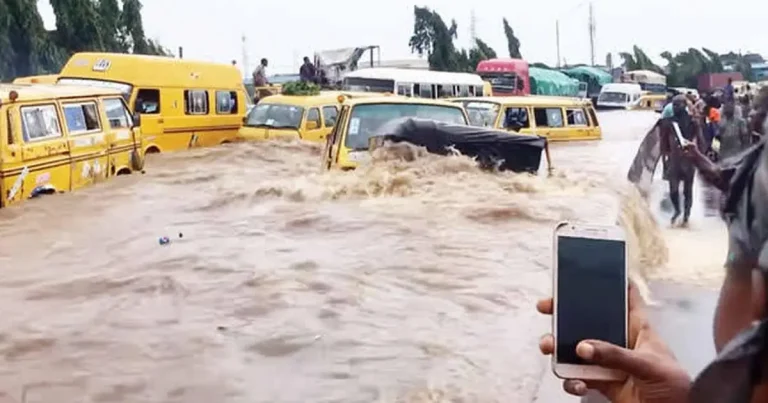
<box><xmin>752</xmin><ymin>63</ymin><xmax>768</xmax><ymax>81</ymax></box>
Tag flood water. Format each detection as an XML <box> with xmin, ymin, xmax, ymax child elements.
<box><xmin>0</xmin><ymin>111</ymin><xmax>727</xmax><ymax>403</ymax></box>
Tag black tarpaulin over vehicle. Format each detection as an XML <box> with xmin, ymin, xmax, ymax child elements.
<box><xmin>369</xmin><ymin>118</ymin><xmax>552</xmax><ymax>174</ymax></box>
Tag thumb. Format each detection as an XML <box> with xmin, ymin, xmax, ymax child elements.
<box><xmin>577</xmin><ymin>340</ymin><xmax>657</xmax><ymax>379</ymax></box>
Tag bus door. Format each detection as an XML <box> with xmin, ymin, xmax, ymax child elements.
<box><xmin>132</xmin><ymin>88</ymin><xmax>163</xmax><ymax>145</ymax></box>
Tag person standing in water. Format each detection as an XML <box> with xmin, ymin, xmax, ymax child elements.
<box><xmin>659</xmin><ymin>95</ymin><xmax>701</xmax><ymax>226</ymax></box>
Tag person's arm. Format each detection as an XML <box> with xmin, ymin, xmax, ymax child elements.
<box><xmin>683</xmin><ymin>143</ymin><xmax>729</xmax><ymax>191</ymax></box>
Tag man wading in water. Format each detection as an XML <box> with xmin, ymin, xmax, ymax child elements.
<box><xmin>659</xmin><ymin>95</ymin><xmax>702</xmax><ymax>226</ymax></box>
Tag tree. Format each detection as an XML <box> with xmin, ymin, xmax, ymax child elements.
<box><xmin>3</xmin><ymin>0</ymin><xmax>59</xmax><ymax>78</ymax></box>
<box><xmin>49</xmin><ymin>0</ymin><xmax>105</xmax><ymax>52</ymax></box>
<box><xmin>659</xmin><ymin>48</ymin><xmax>727</xmax><ymax>87</ymax></box>
<box><xmin>0</xmin><ymin>0</ymin><xmax>16</xmax><ymax>79</ymax></box>
<box><xmin>408</xmin><ymin>6</ymin><xmax>463</xmax><ymax>71</ymax></box>
<box><xmin>502</xmin><ymin>18</ymin><xmax>521</xmax><ymax>58</ymax></box>
<box><xmin>0</xmin><ymin>0</ymin><xmax>168</xmax><ymax>80</ymax></box>
<box><xmin>620</xmin><ymin>46</ymin><xmax>663</xmax><ymax>73</ymax></box>
<box><xmin>468</xmin><ymin>38</ymin><xmax>497</xmax><ymax>71</ymax></box>
<box><xmin>98</xmin><ymin>0</ymin><xmax>127</xmax><ymax>52</ymax></box>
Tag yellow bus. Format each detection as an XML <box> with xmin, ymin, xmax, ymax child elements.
<box><xmin>240</xmin><ymin>91</ymin><xmax>380</xmax><ymax>142</ymax></box>
<box><xmin>57</xmin><ymin>52</ymin><xmax>250</xmax><ymax>154</ymax></box>
<box><xmin>322</xmin><ymin>94</ymin><xmax>470</xmax><ymax>170</ymax></box>
<box><xmin>12</xmin><ymin>74</ymin><xmax>60</xmax><ymax>85</ymax></box>
<box><xmin>452</xmin><ymin>96</ymin><xmax>602</xmax><ymax>142</ymax></box>
<box><xmin>0</xmin><ymin>84</ymin><xmax>144</xmax><ymax>207</ymax></box>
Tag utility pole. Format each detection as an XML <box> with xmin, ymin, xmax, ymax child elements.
<box><xmin>470</xmin><ymin>9</ymin><xmax>477</xmax><ymax>44</ymax></box>
<box><xmin>588</xmin><ymin>2</ymin><xmax>596</xmax><ymax>66</ymax></box>
<box><xmin>556</xmin><ymin>20</ymin><xmax>561</xmax><ymax>68</ymax></box>
<box><xmin>241</xmin><ymin>35</ymin><xmax>249</xmax><ymax>78</ymax></box>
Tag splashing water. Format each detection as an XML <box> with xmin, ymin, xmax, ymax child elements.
<box><xmin>0</xmin><ymin>111</ymin><xmax>724</xmax><ymax>402</ymax></box>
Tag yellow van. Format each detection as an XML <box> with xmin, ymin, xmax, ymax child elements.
<box><xmin>629</xmin><ymin>93</ymin><xmax>667</xmax><ymax>111</ymax></box>
<box><xmin>239</xmin><ymin>93</ymin><xmax>341</xmax><ymax>142</ymax></box>
<box><xmin>0</xmin><ymin>84</ymin><xmax>144</xmax><ymax>207</ymax></box>
<box><xmin>12</xmin><ymin>74</ymin><xmax>60</xmax><ymax>85</ymax></box>
<box><xmin>57</xmin><ymin>52</ymin><xmax>249</xmax><ymax>154</ymax></box>
<box><xmin>240</xmin><ymin>91</ymin><xmax>380</xmax><ymax>142</ymax></box>
<box><xmin>452</xmin><ymin>96</ymin><xmax>601</xmax><ymax>142</ymax></box>
<box><xmin>322</xmin><ymin>95</ymin><xmax>470</xmax><ymax>170</ymax></box>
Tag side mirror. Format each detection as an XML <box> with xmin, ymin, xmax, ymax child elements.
<box><xmin>132</xmin><ymin>112</ymin><xmax>141</xmax><ymax>128</ymax></box>
<box><xmin>306</xmin><ymin>121</ymin><xmax>319</xmax><ymax>130</ymax></box>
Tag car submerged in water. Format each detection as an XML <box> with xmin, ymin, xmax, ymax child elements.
<box><xmin>321</xmin><ymin>94</ymin><xmax>551</xmax><ymax>174</ymax></box>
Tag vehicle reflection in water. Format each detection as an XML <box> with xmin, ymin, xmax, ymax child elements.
<box><xmin>0</xmin><ymin>111</ymin><xmax>724</xmax><ymax>402</ymax></box>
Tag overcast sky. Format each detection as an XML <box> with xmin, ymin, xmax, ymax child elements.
<box><xmin>37</xmin><ymin>0</ymin><xmax>768</xmax><ymax>75</ymax></box>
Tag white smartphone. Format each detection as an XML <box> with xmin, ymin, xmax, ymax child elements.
<box><xmin>672</xmin><ymin>121</ymin><xmax>690</xmax><ymax>147</ymax></box>
<box><xmin>552</xmin><ymin>222</ymin><xmax>628</xmax><ymax>381</ymax></box>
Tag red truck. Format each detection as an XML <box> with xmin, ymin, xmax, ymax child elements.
<box><xmin>476</xmin><ymin>58</ymin><xmax>531</xmax><ymax>96</ymax></box>
<box><xmin>698</xmin><ymin>72</ymin><xmax>743</xmax><ymax>93</ymax></box>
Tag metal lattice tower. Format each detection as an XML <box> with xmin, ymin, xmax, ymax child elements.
<box><xmin>588</xmin><ymin>2</ymin><xmax>596</xmax><ymax>66</ymax></box>
<box><xmin>241</xmin><ymin>35</ymin><xmax>249</xmax><ymax>78</ymax></box>
<box><xmin>470</xmin><ymin>9</ymin><xmax>477</xmax><ymax>43</ymax></box>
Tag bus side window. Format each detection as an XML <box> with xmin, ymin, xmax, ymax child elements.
<box><xmin>419</xmin><ymin>84</ymin><xmax>433</xmax><ymax>99</ymax></box>
<box><xmin>184</xmin><ymin>90</ymin><xmax>209</xmax><ymax>115</ymax></box>
<box><xmin>413</xmin><ymin>84</ymin><xmax>421</xmax><ymax>97</ymax></box>
<box><xmin>587</xmin><ymin>107</ymin><xmax>600</xmax><ymax>127</ymax></box>
<box><xmin>504</xmin><ymin>107</ymin><xmax>530</xmax><ymax>129</ymax></box>
<box><xmin>566</xmin><ymin>108</ymin><xmax>588</xmax><ymax>126</ymax></box>
<box><xmin>322</xmin><ymin>106</ymin><xmax>338</xmax><ymax>127</ymax></box>
<box><xmin>135</xmin><ymin>89</ymin><xmax>161</xmax><ymax>114</ymax></box>
<box><xmin>397</xmin><ymin>84</ymin><xmax>412</xmax><ymax>96</ymax></box>
<box><xmin>437</xmin><ymin>85</ymin><xmax>452</xmax><ymax>98</ymax></box>
<box><xmin>474</xmin><ymin>85</ymin><xmax>484</xmax><ymax>96</ymax></box>
<box><xmin>459</xmin><ymin>86</ymin><xmax>470</xmax><ymax>97</ymax></box>
<box><xmin>534</xmin><ymin>107</ymin><xmax>564</xmax><ymax>128</ymax></box>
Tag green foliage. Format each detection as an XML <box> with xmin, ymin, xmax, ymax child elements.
<box><xmin>502</xmin><ymin>18</ymin><xmax>521</xmax><ymax>59</ymax></box>
<box><xmin>0</xmin><ymin>0</ymin><xmax>168</xmax><ymax>81</ymax></box>
<box><xmin>409</xmin><ymin>6</ymin><xmax>503</xmax><ymax>72</ymax></box>
<box><xmin>281</xmin><ymin>81</ymin><xmax>321</xmax><ymax>96</ymax></box>
<box><xmin>469</xmin><ymin>38</ymin><xmax>497</xmax><ymax>71</ymax></box>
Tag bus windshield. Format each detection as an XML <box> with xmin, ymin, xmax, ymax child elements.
<box><xmin>344</xmin><ymin>103</ymin><xmax>467</xmax><ymax>150</ymax></box>
<box><xmin>245</xmin><ymin>103</ymin><xmax>305</xmax><ymax>129</ymax></box>
<box><xmin>598</xmin><ymin>92</ymin><xmax>629</xmax><ymax>104</ymax></box>
<box><xmin>57</xmin><ymin>78</ymin><xmax>133</xmax><ymax>103</ymax></box>
<box><xmin>342</xmin><ymin>77</ymin><xmax>395</xmax><ymax>93</ymax></box>
<box><xmin>459</xmin><ymin>101</ymin><xmax>500</xmax><ymax>127</ymax></box>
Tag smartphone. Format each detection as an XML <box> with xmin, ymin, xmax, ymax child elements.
<box><xmin>672</xmin><ymin>121</ymin><xmax>690</xmax><ymax>147</ymax></box>
<box><xmin>552</xmin><ymin>222</ymin><xmax>628</xmax><ymax>381</ymax></box>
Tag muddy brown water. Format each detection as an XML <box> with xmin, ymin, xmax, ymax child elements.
<box><xmin>0</xmin><ymin>111</ymin><xmax>726</xmax><ymax>403</ymax></box>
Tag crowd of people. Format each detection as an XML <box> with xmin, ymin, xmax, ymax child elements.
<box><xmin>537</xmin><ymin>82</ymin><xmax>768</xmax><ymax>402</ymax></box>
<box><xmin>655</xmin><ymin>78</ymin><xmax>765</xmax><ymax>225</ymax></box>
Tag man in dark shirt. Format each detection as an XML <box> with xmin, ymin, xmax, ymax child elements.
<box><xmin>660</xmin><ymin>95</ymin><xmax>702</xmax><ymax>226</ymax></box>
<box><xmin>724</xmin><ymin>78</ymin><xmax>735</xmax><ymax>104</ymax></box>
<box><xmin>299</xmin><ymin>57</ymin><xmax>317</xmax><ymax>83</ymax></box>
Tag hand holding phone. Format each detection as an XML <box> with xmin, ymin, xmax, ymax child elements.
<box><xmin>672</xmin><ymin>121</ymin><xmax>691</xmax><ymax>147</ymax></box>
<box><xmin>552</xmin><ymin>222</ymin><xmax>628</xmax><ymax>381</ymax></box>
<box><xmin>537</xmin><ymin>281</ymin><xmax>692</xmax><ymax>400</ymax></box>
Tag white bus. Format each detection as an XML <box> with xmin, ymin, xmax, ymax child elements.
<box><xmin>597</xmin><ymin>83</ymin><xmax>643</xmax><ymax>109</ymax></box>
<box><xmin>621</xmin><ymin>70</ymin><xmax>667</xmax><ymax>93</ymax></box>
<box><xmin>341</xmin><ymin>67</ymin><xmax>487</xmax><ymax>99</ymax></box>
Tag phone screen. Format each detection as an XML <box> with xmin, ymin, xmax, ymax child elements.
<box><xmin>556</xmin><ymin>235</ymin><xmax>626</xmax><ymax>365</ymax></box>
